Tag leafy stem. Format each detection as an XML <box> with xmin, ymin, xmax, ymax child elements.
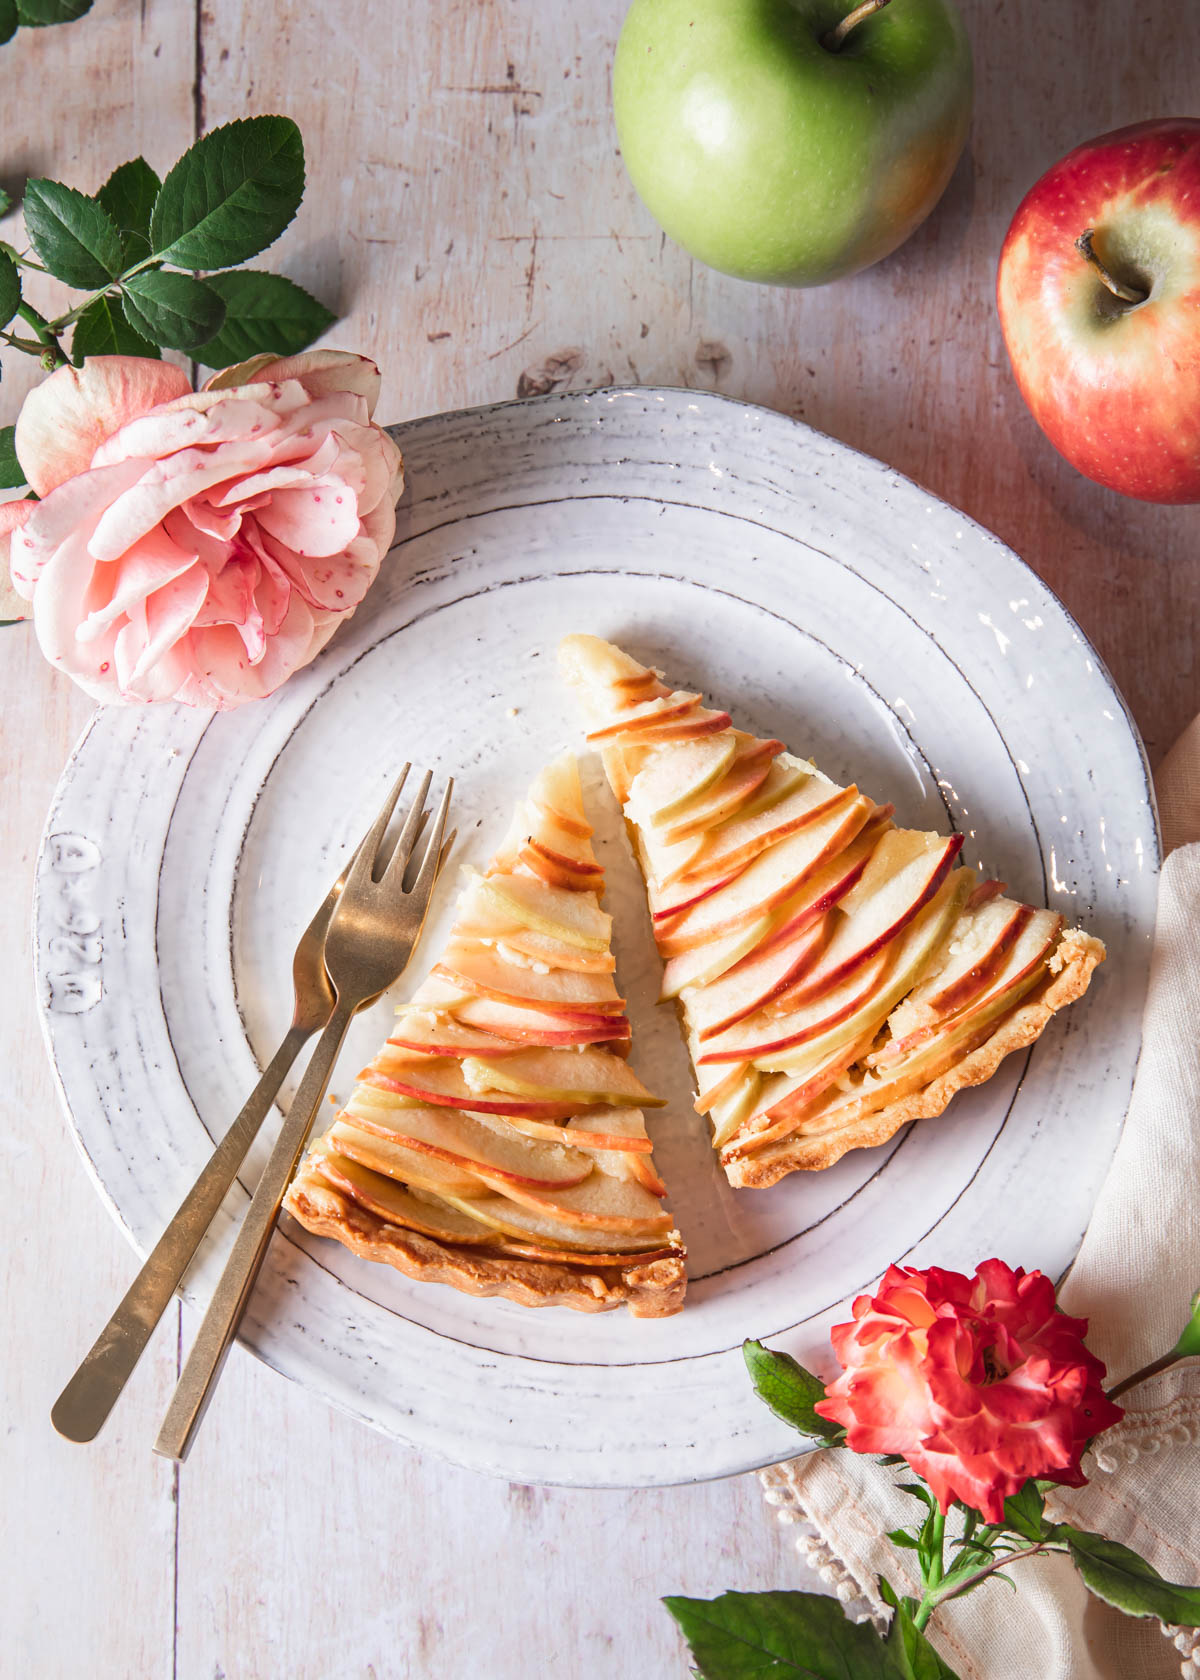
<box><xmin>924</xmin><ymin>1540</ymin><xmax>1053</xmax><ymax>1615</ymax></box>
<box><xmin>15</xmin><ymin>299</ymin><xmax>65</xmax><ymax>363</ymax></box>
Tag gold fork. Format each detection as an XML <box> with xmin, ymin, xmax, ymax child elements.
<box><xmin>51</xmin><ymin>791</ymin><xmax>388</xmax><ymax>1444</ymax></box>
<box><xmin>154</xmin><ymin>766</ymin><xmax>453</xmax><ymax>1462</ymax></box>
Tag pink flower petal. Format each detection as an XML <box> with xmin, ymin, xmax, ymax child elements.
<box><xmin>16</xmin><ymin>357</ymin><xmax>190</xmax><ymax>496</ymax></box>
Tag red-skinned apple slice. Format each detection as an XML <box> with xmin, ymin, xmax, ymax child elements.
<box><xmin>691</xmin><ymin>915</ymin><xmax>832</xmax><ymax>1040</ymax></box>
<box><xmin>433</xmin><ymin>947</ymin><xmax>624</xmax><ymax>1014</ymax></box>
<box><xmin>461</xmin><ymin>1047</ymin><xmax>664</xmax><ymax>1107</ymax></box>
<box><xmin>659</xmin><ymin>912</ymin><xmax>778</xmax><ymax>999</ymax></box>
<box><xmin>334</xmin><ymin>1109</ymin><xmax>594</xmax><ymax>1191</ymax></box>
<box><xmin>449</xmin><ymin>994</ymin><xmax>630</xmax><ymax>1046</ymax></box>
<box><xmin>312</xmin><ymin>1149</ymin><xmax>501</xmax><ymax>1245</ymax></box>
<box><xmin>675</xmin><ymin>776</ymin><xmax>875</xmax><ymax>888</ymax></box>
<box><xmin>359</xmin><ymin>1060</ymin><xmax>581</xmax><ymax>1119</ymax></box>
<box><xmin>656</xmin><ymin>790</ymin><xmax>873</xmax><ymax>956</ymax></box>
<box><xmin>873</xmin><ymin>907</ymin><xmax>1062</xmax><ymax>1067</ymax></box>
<box><xmin>770</xmin><ymin>830</ymin><xmax>964</xmax><ymax>1012</ymax></box>
<box><xmin>630</xmin><ymin>709</ymin><xmax>734</xmax><ymax>745</ymax></box>
<box><xmin>885</xmin><ymin>900</ymin><xmax>1033</xmax><ymax>1041</ymax></box>
<box><xmin>444</xmin><ymin>1167</ymin><xmax>675</xmax><ymax>1235</ymax></box>
<box><xmin>699</xmin><ymin>947</ymin><xmax>890</xmax><ymax>1064</ymax></box>
<box><xmin>586</xmin><ymin>692</ymin><xmax>703</xmax><ymax>741</ymax></box>
<box><xmin>439</xmin><ymin>1190</ymin><xmax>673</xmax><ymax>1250</ymax></box>
<box><xmin>329</xmin><ymin>1120</ymin><xmax>490</xmax><ymax>1198</ymax></box>
<box><xmin>566</xmin><ymin>1111</ymin><xmax>666</xmax><ymax>1193</ymax></box>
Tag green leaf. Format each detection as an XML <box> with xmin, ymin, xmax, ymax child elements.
<box><xmin>96</xmin><ymin>157</ymin><xmax>160</xmax><ymax>265</ymax></box>
<box><xmin>0</xmin><ymin>0</ymin><xmax>17</xmax><ymax>45</ymax></box>
<box><xmin>0</xmin><ymin>185</ymin><xmax>11</xmax><ymax>216</ymax></box>
<box><xmin>879</xmin><ymin>1583</ymin><xmax>961</xmax><ymax>1680</ymax></box>
<box><xmin>15</xmin><ymin>0</ymin><xmax>92</xmax><ymax>22</ymax></box>
<box><xmin>121</xmin><ymin>269</ymin><xmax>224</xmax><ymax>351</ymax></box>
<box><xmin>886</xmin><ymin>1531</ymin><xmax>921</xmax><ymax>1552</ymax></box>
<box><xmin>71</xmin><ymin>293</ymin><xmax>159</xmax><ymax>361</ymax></box>
<box><xmin>1062</xmin><ymin>1527</ymin><xmax>1200</xmax><ymax>1626</ymax></box>
<box><xmin>1001</xmin><ymin>1483</ymin><xmax>1046</xmax><ymax>1544</ymax></box>
<box><xmin>743</xmin><ymin>1340</ymin><xmax>843</xmax><ymax>1445</ymax></box>
<box><xmin>193</xmin><ymin>268</ymin><xmax>334</xmax><ymax>368</ymax></box>
<box><xmin>895</xmin><ymin>1485</ymin><xmax>935</xmax><ymax>1512</ymax></box>
<box><xmin>149</xmin><ymin>115</ymin><xmax>304</xmax><ymax>269</ymax></box>
<box><xmin>23</xmin><ymin>178</ymin><xmax>123</xmax><ymax>288</ymax></box>
<box><xmin>0</xmin><ymin>426</ymin><xmax>26</xmax><ymax>489</ymax></box>
<box><xmin>0</xmin><ymin>246</ymin><xmax>19</xmax><ymax>327</ymax></box>
<box><xmin>665</xmin><ymin>1590</ymin><xmax>903</xmax><ymax>1680</ymax></box>
<box><xmin>1168</xmin><ymin>1285</ymin><xmax>1200</xmax><ymax>1361</ymax></box>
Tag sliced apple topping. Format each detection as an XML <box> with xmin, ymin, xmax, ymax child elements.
<box><xmin>560</xmin><ymin>633</ymin><xmax>1104</xmax><ymax>1185</ymax></box>
<box><xmin>284</xmin><ymin>748</ymin><xmax>683</xmax><ymax>1302</ymax></box>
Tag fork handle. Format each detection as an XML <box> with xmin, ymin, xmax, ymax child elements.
<box><xmin>51</xmin><ymin>1022</ymin><xmax>312</xmax><ymax>1444</ymax></box>
<box><xmin>154</xmin><ymin>1000</ymin><xmax>356</xmax><ymax>1462</ymax></box>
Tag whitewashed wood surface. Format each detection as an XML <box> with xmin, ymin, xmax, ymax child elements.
<box><xmin>2</xmin><ymin>2</ymin><xmax>1197</xmax><ymax>1676</ymax></box>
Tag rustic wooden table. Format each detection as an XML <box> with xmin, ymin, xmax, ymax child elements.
<box><xmin>3</xmin><ymin>2</ymin><xmax>1196</xmax><ymax>1676</ymax></box>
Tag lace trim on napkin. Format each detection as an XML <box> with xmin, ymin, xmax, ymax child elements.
<box><xmin>1084</xmin><ymin>1395</ymin><xmax>1200</xmax><ymax>1474</ymax></box>
<box><xmin>759</xmin><ymin>1461</ymin><xmax>888</xmax><ymax>1632</ymax></box>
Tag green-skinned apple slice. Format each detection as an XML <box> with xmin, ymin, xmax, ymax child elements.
<box><xmin>658</xmin><ymin>913</ymin><xmax>778</xmax><ymax>999</ymax></box>
<box><xmin>359</xmin><ymin>1060</ymin><xmax>580</xmax><ymax>1119</ymax></box>
<box><xmin>492</xmin><ymin>1237</ymin><xmax>680</xmax><ymax>1267</ymax></box>
<box><xmin>631</xmin><ymin>733</ymin><xmax>740</xmax><ymax>824</ymax></box>
<box><xmin>709</xmin><ymin>1069</ymin><xmax>764</xmax><ymax>1150</ymax></box>
<box><xmin>468</xmin><ymin>869</ymin><xmax>611</xmax><ymax>952</ymax></box>
<box><xmin>461</xmin><ymin>1046</ymin><xmax>664</xmax><ymax>1107</ymax></box>
<box><xmin>656</xmin><ymin>736</ymin><xmax>784</xmax><ymax>842</ymax></box>
<box><xmin>656</xmin><ymin>790</ymin><xmax>873</xmax><ymax>956</ymax></box>
<box><xmin>503</xmin><ymin>1112</ymin><xmax>654</xmax><ymax>1151</ymax></box>
<box><xmin>433</xmin><ymin>945</ymin><xmax>624</xmax><ymax>1013</ymax></box>
<box><xmin>443</xmin><ymin>1166</ymin><xmax>675</xmax><ymax>1237</ymax></box>
<box><xmin>335</xmin><ymin>1107</ymin><xmax>594</xmax><ymax>1190</ymax></box>
<box><xmin>312</xmin><ymin>1149</ymin><xmax>501</xmax><ymax>1245</ymax></box>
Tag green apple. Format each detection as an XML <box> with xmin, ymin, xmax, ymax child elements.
<box><xmin>612</xmin><ymin>0</ymin><xmax>973</xmax><ymax>286</ymax></box>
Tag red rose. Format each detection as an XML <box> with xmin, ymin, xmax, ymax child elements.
<box><xmin>815</xmin><ymin>1259</ymin><xmax>1123</xmax><ymax>1521</ymax></box>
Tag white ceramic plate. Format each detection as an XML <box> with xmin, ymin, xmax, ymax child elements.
<box><xmin>34</xmin><ymin>388</ymin><xmax>1158</xmax><ymax>1487</ymax></box>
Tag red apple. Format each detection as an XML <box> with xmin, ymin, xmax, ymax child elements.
<box><xmin>997</xmin><ymin>119</ymin><xmax>1200</xmax><ymax>503</ymax></box>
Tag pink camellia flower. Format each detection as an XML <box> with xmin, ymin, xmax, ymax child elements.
<box><xmin>2</xmin><ymin>350</ymin><xmax>403</xmax><ymax>706</ymax></box>
<box><xmin>815</xmin><ymin>1259</ymin><xmax>1123</xmax><ymax>1521</ymax></box>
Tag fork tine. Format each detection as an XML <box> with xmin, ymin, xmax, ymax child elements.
<box><xmin>381</xmin><ymin>768</ymin><xmax>433</xmax><ymax>882</ymax></box>
<box><xmin>409</xmin><ymin>779</ymin><xmax>455</xmax><ymax>900</ymax></box>
<box><xmin>343</xmin><ymin>764</ymin><xmax>412</xmax><ymax>895</ymax></box>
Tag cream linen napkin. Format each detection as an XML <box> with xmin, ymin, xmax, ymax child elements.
<box><xmin>759</xmin><ymin>719</ymin><xmax>1200</xmax><ymax>1680</ymax></box>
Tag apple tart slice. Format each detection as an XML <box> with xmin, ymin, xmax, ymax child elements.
<box><xmin>559</xmin><ymin>635</ymin><xmax>1105</xmax><ymax>1189</ymax></box>
<box><xmin>284</xmin><ymin>755</ymin><xmax>685</xmax><ymax>1317</ymax></box>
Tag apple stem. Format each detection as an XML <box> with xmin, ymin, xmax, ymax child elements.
<box><xmin>1075</xmin><ymin>230</ymin><xmax>1148</xmax><ymax>305</ymax></box>
<box><xmin>822</xmin><ymin>0</ymin><xmax>892</xmax><ymax>51</ymax></box>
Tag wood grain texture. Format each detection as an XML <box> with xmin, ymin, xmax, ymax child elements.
<box><xmin>2</xmin><ymin>0</ymin><xmax>1195</xmax><ymax>1674</ymax></box>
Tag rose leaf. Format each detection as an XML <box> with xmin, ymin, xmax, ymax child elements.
<box><xmin>1001</xmin><ymin>1482</ymin><xmax>1046</xmax><ymax>1543</ymax></box>
<box><xmin>0</xmin><ymin>426</ymin><xmax>27</xmax><ymax>489</ymax></box>
<box><xmin>121</xmin><ymin>270</ymin><xmax>224</xmax><ymax>351</ymax></box>
<box><xmin>193</xmin><ymin>269</ymin><xmax>335</xmax><ymax>369</ymax></box>
<box><xmin>149</xmin><ymin>116</ymin><xmax>305</xmax><ymax>270</ymax></box>
<box><xmin>96</xmin><ymin>157</ymin><xmax>161</xmax><ymax>266</ymax></box>
<box><xmin>1062</xmin><ymin>1527</ymin><xmax>1200</xmax><ymax>1626</ymax></box>
<box><xmin>664</xmin><ymin>1589</ymin><xmax>906</xmax><ymax>1679</ymax></box>
<box><xmin>0</xmin><ymin>246</ymin><xmax>20</xmax><ymax>328</ymax></box>
<box><xmin>880</xmin><ymin>1581</ymin><xmax>962</xmax><ymax>1680</ymax></box>
<box><xmin>0</xmin><ymin>0</ymin><xmax>17</xmax><ymax>45</ymax></box>
<box><xmin>71</xmin><ymin>293</ymin><xmax>159</xmax><ymax>362</ymax></box>
<box><xmin>15</xmin><ymin>0</ymin><xmax>92</xmax><ymax>22</ymax></box>
<box><xmin>23</xmin><ymin>179</ymin><xmax>123</xmax><ymax>289</ymax></box>
<box><xmin>743</xmin><ymin>1340</ymin><xmax>844</xmax><ymax>1444</ymax></box>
